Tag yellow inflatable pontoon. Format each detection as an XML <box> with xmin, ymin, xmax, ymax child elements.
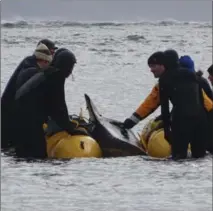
<box><xmin>46</xmin><ymin>132</ymin><xmax>102</xmax><ymax>159</ymax></box>
<box><xmin>140</xmin><ymin>118</ymin><xmax>190</xmax><ymax>158</ymax></box>
<box><xmin>44</xmin><ymin>122</ymin><xmax>102</xmax><ymax>159</ymax></box>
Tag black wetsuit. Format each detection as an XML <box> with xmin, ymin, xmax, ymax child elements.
<box><xmin>196</xmin><ymin>73</ymin><xmax>213</xmax><ymax>154</ymax></box>
<box><xmin>199</xmin><ymin>77</ymin><xmax>213</xmax><ymax>154</ymax></box>
<box><xmin>1</xmin><ymin>55</ymin><xmax>37</xmax><ymax>148</ymax></box>
<box><xmin>197</xmin><ymin>74</ymin><xmax>213</xmax><ymax>101</ymax></box>
<box><xmin>11</xmin><ymin>66</ymin><xmax>76</xmax><ymax>158</ymax></box>
<box><xmin>159</xmin><ymin>67</ymin><xmax>208</xmax><ymax>159</ymax></box>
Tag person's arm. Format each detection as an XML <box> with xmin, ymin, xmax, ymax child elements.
<box><xmin>123</xmin><ymin>84</ymin><xmax>160</xmax><ymax>129</ymax></box>
<box><xmin>159</xmin><ymin>82</ymin><xmax>171</xmax><ymax>143</ymax></box>
<box><xmin>47</xmin><ymin>75</ymin><xmax>87</xmax><ymax>135</ymax></box>
<box><xmin>201</xmin><ymin>78</ymin><xmax>213</xmax><ymax>101</ymax></box>
<box><xmin>202</xmin><ymin>89</ymin><xmax>213</xmax><ymax>111</ymax></box>
<box><xmin>2</xmin><ymin>56</ymin><xmax>36</xmax><ymax>103</ymax></box>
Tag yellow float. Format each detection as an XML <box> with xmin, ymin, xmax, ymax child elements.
<box><xmin>43</xmin><ymin>119</ymin><xmax>102</xmax><ymax>159</ymax></box>
<box><xmin>140</xmin><ymin>118</ymin><xmax>190</xmax><ymax>158</ymax></box>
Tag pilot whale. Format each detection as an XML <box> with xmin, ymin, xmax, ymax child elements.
<box><xmin>84</xmin><ymin>94</ymin><xmax>147</xmax><ymax>157</ymax></box>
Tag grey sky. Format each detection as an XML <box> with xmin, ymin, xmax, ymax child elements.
<box><xmin>1</xmin><ymin>0</ymin><xmax>212</xmax><ymax>22</ymax></box>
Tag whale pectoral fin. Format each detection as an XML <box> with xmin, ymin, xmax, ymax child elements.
<box><xmin>110</xmin><ymin>120</ymin><xmax>124</xmax><ymax>127</ymax></box>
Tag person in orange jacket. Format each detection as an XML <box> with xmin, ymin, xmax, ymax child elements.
<box><xmin>122</xmin><ymin>75</ymin><xmax>213</xmax><ymax>129</ymax></box>
<box><xmin>122</xmin><ymin>50</ymin><xmax>212</xmax><ymax>159</ymax></box>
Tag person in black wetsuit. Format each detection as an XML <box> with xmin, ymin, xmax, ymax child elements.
<box><xmin>10</xmin><ymin>49</ymin><xmax>88</xmax><ymax>158</ymax></box>
<box><xmin>1</xmin><ymin>43</ymin><xmax>54</xmax><ymax>148</ymax></box>
<box><xmin>148</xmin><ymin>50</ymin><xmax>209</xmax><ymax>160</ymax></box>
<box><xmin>1</xmin><ymin>39</ymin><xmax>58</xmax><ymax>148</ymax></box>
<box><xmin>2</xmin><ymin>39</ymin><xmax>57</xmax><ymax>107</ymax></box>
<box><xmin>179</xmin><ymin>56</ymin><xmax>213</xmax><ymax>154</ymax></box>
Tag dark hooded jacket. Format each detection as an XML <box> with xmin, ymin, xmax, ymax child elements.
<box><xmin>1</xmin><ymin>55</ymin><xmax>37</xmax><ymax>148</ymax></box>
<box><xmin>14</xmin><ymin>49</ymin><xmax>76</xmax><ymax>135</ymax></box>
<box><xmin>158</xmin><ymin>51</ymin><xmax>205</xmax><ymax>136</ymax></box>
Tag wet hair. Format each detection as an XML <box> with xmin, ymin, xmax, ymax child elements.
<box><xmin>147</xmin><ymin>51</ymin><xmax>165</xmax><ymax>66</ymax></box>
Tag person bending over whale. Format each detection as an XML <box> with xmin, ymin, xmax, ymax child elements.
<box><xmin>122</xmin><ymin>50</ymin><xmax>210</xmax><ymax>159</ymax></box>
<box><xmin>120</xmin><ymin>51</ymin><xmax>213</xmax><ymax>155</ymax></box>
<box><xmin>1</xmin><ymin>43</ymin><xmax>54</xmax><ymax>149</ymax></box>
<box><xmin>10</xmin><ymin>49</ymin><xmax>88</xmax><ymax>158</ymax></box>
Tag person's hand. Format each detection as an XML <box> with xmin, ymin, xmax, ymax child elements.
<box><xmin>110</xmin><ymin>120</ymin><xmax>129</xmax><ymax>139</ymax></box>
<box><xmin>123</xmin><ymin>118</ymin><xmax>136</xmax><ymax>129</ymax></box>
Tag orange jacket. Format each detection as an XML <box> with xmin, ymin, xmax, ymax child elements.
<box><xmin>135</xmin><ymin>83</ymin><xmax>213</xmax><ymax>119</ymax></box>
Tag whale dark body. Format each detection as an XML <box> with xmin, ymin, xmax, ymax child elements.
<box><xmin>84</xmin><ymin>94</ymin><xmax>147</xmax><ymax>157</ymax></box>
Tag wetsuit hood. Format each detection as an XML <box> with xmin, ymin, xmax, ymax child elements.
<box><xmin>163</xmin><ymin>49</ymin><xmax>179</xmax><ymax>70</ymax></box>
<box><xmin>52</xmin><ymin>49</ymin><xmax>77</xmax><ymax>78</ymax></box>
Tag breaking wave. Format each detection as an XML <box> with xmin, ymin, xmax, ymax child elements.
<box><xmin>1</xmin><ymin>19</ymin><xmax>211</xmax><ymax>29</ymax></box>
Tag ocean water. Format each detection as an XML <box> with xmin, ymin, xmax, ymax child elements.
<box><xmin>1</xmin><ymin>19</ymin><xmax>212</xmax><ymax>211</ymax></box>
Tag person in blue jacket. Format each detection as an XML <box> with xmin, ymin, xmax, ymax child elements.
<box><xmin>179</xmin><ymin>55</ymin><xmax>213</xmax><ymax>101</ymax></box>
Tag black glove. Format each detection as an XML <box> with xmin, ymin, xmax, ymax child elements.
<box><xmin>123</xmin><ymin>118</ymin><xmax>136</xmax><ymax>129</ymax></box>
<box><xmin>123</xmin><ymin>112</ymin><xmax>142</xmax><ymax>129</ymax></box>
<box><xmin>110</xmin><ymin>120</ymin><xmax>129</xmax><ymax>139</ymax></box>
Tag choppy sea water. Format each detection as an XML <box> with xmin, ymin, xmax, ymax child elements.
<box><xmin>1</xmin><ymin>20</ymin><xmax>212</xmax><ymax>211</ymax></box>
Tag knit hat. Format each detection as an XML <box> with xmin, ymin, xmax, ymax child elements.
<box><xmin>34</xmin><ymin>43</ymin><xmax>53</xmax><ymax>63</ymax></box>
<box><xmin>179</xmin><ymin>55</ymin><xmax>195</xmax><ymax>72</ymax></box>
<box><xmin>148</xmin><ymin>51</ymin><xmax>165</xmax><ymax>66</ymax></box>
<box><xmin>207</xmin><ymin>64</ymin><xmax>213</xmax><ymax>76</ymax></box>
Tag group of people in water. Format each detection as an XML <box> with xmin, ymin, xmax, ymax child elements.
<box><xmin>1</xmin><ymin>38</ymin><xmax>213</xmax><ymax>160</ymax></box>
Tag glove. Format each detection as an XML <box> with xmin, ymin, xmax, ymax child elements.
<box><xmin>123</xmin><ymin>112</ymin><xmax>142</xmax><ymax>129</ymax></box>
<box><xmin>123</xmin><ymin>118</ymin><xmax>136</xmax><ymax>129</ymax></box>
<box><xmin>71</xmin><ymin>127</ymin><xmax>89</xmax><ymax>136</ymax></box>
<box><xmin>110</xmin><ymin>120</ymin><xmax>129</xmax><ymax>139</ymax></box>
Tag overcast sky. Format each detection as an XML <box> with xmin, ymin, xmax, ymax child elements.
<box><xmin>1</xmin><ymin>0</ymin><xmax>212</xmax><ymax>22</ymax></box>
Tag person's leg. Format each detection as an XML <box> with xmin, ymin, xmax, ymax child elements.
<box><xmin>206</xmin><ymin>110</ymin><xmax>213</xmax><ymax>154</ymax></box>
<box><xmin>13</xmin><ymin>117</ymin><xmax>47</xmax><ymax>159</ymax></box>
<box><xmin>191</xmin><ymin>115</ymin><xmax>208</xmax><ymax>158</ymax></box>
<box><xmin>171</xmin><ymin>117</ymin><xmax>190</xmax><ymax>160</ymax></box>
